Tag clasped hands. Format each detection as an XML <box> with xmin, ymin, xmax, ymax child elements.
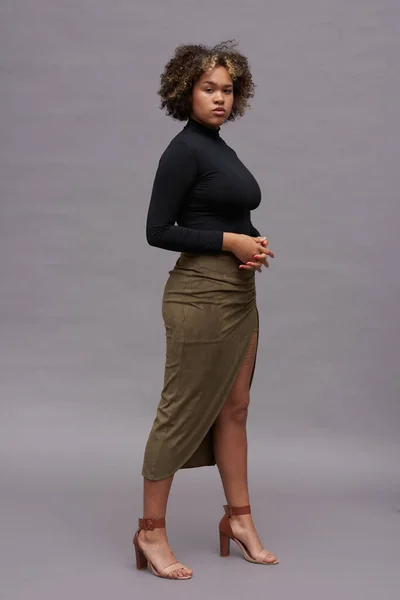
<box><xmin>239</xmin><ymin>236</ymin><xmax>275</xmax><ymax>273</ymax></box>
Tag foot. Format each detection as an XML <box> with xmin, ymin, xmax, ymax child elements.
<box><xmin>137</xmin><ymin>528</ymin><xmax>193</xmax><ymax>579</ymax></box>
<box><xmin>228</xmin><ymin>514</ymin><xmax>278</xmax><ymax>564</ymax></box>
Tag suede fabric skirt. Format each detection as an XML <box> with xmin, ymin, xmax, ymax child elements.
<box><xmin>141</xmin><ymin>251</ymin><xmax>259</xmax><ymax>481</ymax></box>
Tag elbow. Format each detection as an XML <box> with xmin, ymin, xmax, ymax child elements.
<box><xmin>146</xmin><ymin>221</ymin><xmax>176</xmax><ymax>251</ymax></box>
<box><xmin>146</xmin><ymin>229</ymin><xmax>158</xmax><ymax>247</ymax></box>
<box><xmin>146</xmin><ymin>224</ymin><xmax>165</xmax><ymax>248</ymax></box>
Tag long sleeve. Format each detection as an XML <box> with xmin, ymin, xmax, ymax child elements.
<box><xmin>146</xmin><ymin>140</ymin><xmax>224</xmax><ymax>253</ymax></box>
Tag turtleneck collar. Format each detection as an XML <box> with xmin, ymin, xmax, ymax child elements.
<box><xmin>185</xmin><ymin>117</ymin><xmax>221</xmax><ymax>139</ymax></box>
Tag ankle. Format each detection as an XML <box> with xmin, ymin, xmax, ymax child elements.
<box><xmin>140</xmin><ymin>528</ymin><xmax>167</xmax><ymax>542</ymax></box>
<box><xmin>229</xmin><ymin>513</ymin><xmax>253</xmax><ymax>524</ymax></box>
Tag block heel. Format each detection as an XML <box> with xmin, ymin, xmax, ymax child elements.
<box><xmin>219</xmin><ymin>530</ymin><xmax>230</xmax><ymax>557</ymax></box>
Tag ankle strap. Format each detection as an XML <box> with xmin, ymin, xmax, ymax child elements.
<box><xmin>138</xmin><ymin>517</ymin><xmax>166</xmax><ymax>530</ymax></box>
<box><xmin>223</xmin><ymin>504</ymin><xmax>251</xmax><ymax>517</ymax></box>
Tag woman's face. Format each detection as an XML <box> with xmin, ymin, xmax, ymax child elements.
<box><xmin>190</xmin><ymin>66</ymin><xmax>234</xmax><ymax>128</ymax></box>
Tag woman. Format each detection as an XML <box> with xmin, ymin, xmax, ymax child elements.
<box><xmin>133</xmin><ymin>41</ymin><xmax>278</xmax><ymax>580</ymax></box>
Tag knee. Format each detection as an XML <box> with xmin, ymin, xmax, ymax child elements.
<box><xmin>220</xmin><ymin>398</ymin><xmax>249</xmax><ymax>424</ymax></box>
<box><xmin>232</xmin><ymin>405</ymin><xmax>249</xmax><ymax>424</ymax></box>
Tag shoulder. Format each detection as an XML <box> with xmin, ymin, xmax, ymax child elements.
<box><xmin>153</xmin><ymin>131</ymin><xmax>198</xmax><ymax>180</ymax></box>
<box><xmin>156</xmin><ymin>131</ymin><xmax>197</xmax><ymax>172</ymax></box>
<box><xmin>160</xmin><ymin>130</ymin><xmax>194</xmax><ymax>158</ymax></box>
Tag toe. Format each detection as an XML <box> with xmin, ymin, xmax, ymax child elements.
<box><xmin>178</xmin><ymin>565</ymin><xmax>191</xmax><ymax>577</ymax></box>
<box><xmin>166</xmin><ymin>563</ymin><xmax>192</xmax><ymax>579</ymax></box>
<box><xmin>178</xmin><ymin>568</ymin><xmax>187</xmax><ymax>578</ymax></box>
<box><xmin>264</xmin><ymin>552</ymin><xmax>278</xmax><ymax>564</ymax></box>
<box><xmin>170</xmin><ymin>567</ymin><xmax>187</xmax><ymax>579</ymax></box>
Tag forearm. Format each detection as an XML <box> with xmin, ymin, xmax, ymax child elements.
<box><xmin>147</xmin><ymin>225</ymin><xmax>245</xmax><ymax>254</ymax></box>
<box><xmin>147</xmin><ymin>223</ymin><xmax>224</xmax><ymax>253</ymax></box>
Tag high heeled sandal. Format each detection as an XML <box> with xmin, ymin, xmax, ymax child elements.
<box><xmin>133</xmin><ymin>517</ymin><xmax>193</xmax><ymax>580</ymax></box>
<box><xmin>219</xmin><ymin>504</ymin><xmax>279</xmax><ymax>565</ymax></box>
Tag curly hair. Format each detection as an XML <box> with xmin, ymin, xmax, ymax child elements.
<box><xmin>158</xmin><ymin>40</ymin><xmax>256</xmax><ymax>121</ymax></box>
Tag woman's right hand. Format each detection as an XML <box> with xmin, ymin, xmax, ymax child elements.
<box><xmin>227</xmin><ymin>234</ymin><xmax>275</xmax><ymax>266</ymax></box>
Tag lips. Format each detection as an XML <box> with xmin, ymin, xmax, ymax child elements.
<box><xmin>213</xmin><ymin>108</ymin><xmax>225</xmax><ymax>114</ymax></box>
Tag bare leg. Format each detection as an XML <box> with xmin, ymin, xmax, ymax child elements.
<box><xmin>138</xmin><ymin>476</ymin><xmax>193</xmax><ymax>579</ymax></box>
<box><xmin>143</xmin><ymin>474</ymin><xmax>173</xmax><ymax>517</ymax></box>
<box><xmin>213</xmin><ymin>331</ymin><xmax>278</xmax><ymax>563</ymax></box>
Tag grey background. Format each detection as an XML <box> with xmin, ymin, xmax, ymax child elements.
<box><xmin>1</xmin><ymin>0</ymin><xmax>399</xmax><ymax>598</ymax></box>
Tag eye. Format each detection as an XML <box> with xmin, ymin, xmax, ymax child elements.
<box><xmin>224</xmin><ymin>89</ymin><xmax>233</xmax><ymax>94</ymax></box>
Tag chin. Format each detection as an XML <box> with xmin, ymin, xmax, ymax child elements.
<box><xmin>210</xmin><ymin>113</ymin><xmax>228</xmax><ymax>124</ymax></box>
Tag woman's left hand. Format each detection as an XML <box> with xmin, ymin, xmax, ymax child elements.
<box><xmin>239</xmin><ymin>237</ymin><xmax>275</xmax><ymax>272</ymax></box>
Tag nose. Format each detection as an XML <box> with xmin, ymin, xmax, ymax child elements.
<box><xmin>214</xmin><ymin>90</ymin><xmax>224</xmax><ymax>104</ymax></box>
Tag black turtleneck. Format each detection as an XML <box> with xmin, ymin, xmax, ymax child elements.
<box><xmin>146</xmin><ymin>117</ymin><xmax>262</xmax><ymax>253</ymax></box>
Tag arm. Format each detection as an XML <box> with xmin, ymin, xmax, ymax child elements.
<box><xmin>146</xmin><ymin>140</ymin><xmax>224</xmax><ymax>253</ymax></box>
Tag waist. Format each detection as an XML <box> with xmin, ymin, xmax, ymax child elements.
<box><xmin>172</xmin><ymin>251</ymin><xmax>255</xmax><ymax>285</ymax></box>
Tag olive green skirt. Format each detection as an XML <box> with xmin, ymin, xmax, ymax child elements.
<box><xmin>141</xmin><ymin>251</ymin><xmax>259</xmax><ymax>481</ymax></box>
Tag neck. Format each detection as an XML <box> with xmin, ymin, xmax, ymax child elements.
<box><xmin>190</xmin><ymin>115</ymin><xmax>219</xmax><ymax>130</ymax></box>
<box><xmin>186</xmin><ymin>116</ymin><xmax>221</xmax><ymax>138</ymax></box>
